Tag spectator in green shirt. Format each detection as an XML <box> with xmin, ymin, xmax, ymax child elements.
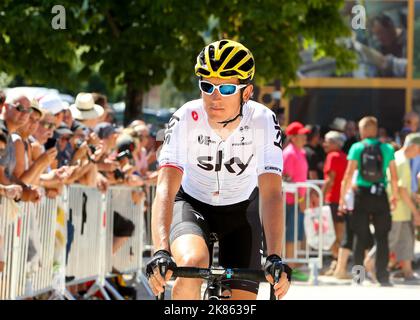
<box><xmin>339</xmin><ymin>116</ymin><xmax>399</xmax><ymax>286</ymax></box>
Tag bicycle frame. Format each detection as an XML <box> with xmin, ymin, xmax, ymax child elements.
<box><xmin>157</xmin><ymin>266</ymin><xmax>275</xmax><ymax>300</ymax></box>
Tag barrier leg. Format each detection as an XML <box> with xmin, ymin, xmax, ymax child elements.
<box><xmin>63</xmin><ymin>289</ymin><xmax>76</xmax><ymax>300</ymax></box>
<box><xmin>136</xmin><ymin>272</ymin><xmax>154</xmax><ymax>298</ymax></box>
<box><xmin>83</xmin><ymin>281</ymin><xmax>109</xmax><ymax>300</ymax></box>
<box><xmin>97</xmin><ymin>284</ymin><xmax>111</xmax><ymax>300</ymax></box>
<box><xmin>104</xmin><ymin>280</ymin><xmax>125</xmax><ymax>300</ymax></box>
<box><xmin>309</xmin><ymin>258</ymin><xmax>319</xmax><ymax>286</ymax></box>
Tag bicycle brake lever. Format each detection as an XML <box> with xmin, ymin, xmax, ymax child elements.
<box><xmin>157</xmin><ymin>263</ymin><xmax>167</xmax><ymax>300</ymax></box>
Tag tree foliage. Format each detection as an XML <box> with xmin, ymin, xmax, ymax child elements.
<box><xmin>0</xmin><ymin>0</ymin><xmax>354</xmax><ymax>122</ymax></box>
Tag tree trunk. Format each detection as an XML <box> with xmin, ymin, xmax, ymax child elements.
<box><xmin>124</xmin><ymin>79</ymin><xmax>143</xmax><ymax>126</ymax></box>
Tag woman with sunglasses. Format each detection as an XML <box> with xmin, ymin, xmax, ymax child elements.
<box><xmin>147</xmin><ymin>39</ymin><xmax>291</xmax><ymax>300</ymax></box>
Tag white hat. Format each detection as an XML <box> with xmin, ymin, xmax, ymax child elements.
<box><xmin>70</xmin><ymin>93</ymin><xmax>104</xmax><ymax>120</ymax></box>
<box><xmin>39</xmin><ymin>94</ymin><xmax>66</xmax><ymax>115</ymax></box>
<box><xmin>329</xmin><ymin>117</ymin><xmax>347</xmax><ymax>132</ymax></box>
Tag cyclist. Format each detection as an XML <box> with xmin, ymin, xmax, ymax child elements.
<box><xmin>147</xmin><ymin>39</ymin><xmax>291</xmax><ymax>300</ymax></box>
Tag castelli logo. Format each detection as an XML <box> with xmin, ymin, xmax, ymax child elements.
<box><xmin>192</xmin><ymin>111</ymin><xmax>198</xmax><ymax>121</ymax></box>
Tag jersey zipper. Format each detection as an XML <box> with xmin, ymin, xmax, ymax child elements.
<box><xmin>214</xmin><ymin>140</ymin><xmax>223</xmax><ymax>196</ymax></box>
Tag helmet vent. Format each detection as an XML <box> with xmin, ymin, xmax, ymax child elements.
<box><xmin>238</xmin><ymin>57</ymin><xmax>254</xmax><ymax>72</ymax></box>
<box><xmin>224</xmin><ymin>49</ymin><xmax>248</xmax><ymax>70</ymax></box>
<box><xmin>219</xmin><ymin>40</ymin><xmax>229</xmax><ymax>49</ymax></box>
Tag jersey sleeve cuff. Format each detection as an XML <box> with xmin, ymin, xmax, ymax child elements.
<box><xmin>257</xmin><ymin>165</ymin><xmax>283</xmax><ymax>176</ymax></box>
<box><xmin>159</xmin><ymin>163</ymin><xmax>184</xmax><ymax>174</ymax></box>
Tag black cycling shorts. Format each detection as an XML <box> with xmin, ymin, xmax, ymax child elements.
<box><xmin>169</xmin><ymin>186</ymin><xmax>263</xmax><ymax>294</ymax></box>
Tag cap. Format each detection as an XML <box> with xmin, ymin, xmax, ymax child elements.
<box><xmin>330</xmin><ymin>117</ymin><xmax>347</xmax><ymax>132</ymax></box>
<box><xmin>30</xmin><ymin>99</ymin><xmax>45</xmax><ymax>117</ymax></box>
<box><xmin>39</xmin><ymin>94</ymin><xmax>66</xmax><ymax>115</ymax></box>
<box><xmin>285</xmin><ymin>122</ymin><xmax>310</xmax><ymax>136</ymax></box>
<box><xmin>94</xmin><ymin>122</ymin><xmax>118</xmax><ymax>139</ymax></box>
<box><xmin>71</xmin><ymin>120</ymin><xmax>88</xmax><ymax>133</ymax></box>
<box><xmin>404</xmin><ymin>132</ymin><xmax>420</xmax><ymax>147</ymax></box>
<box><xmin>116</xmin><ymin>134</ymin><xmax>136</xmax><ymax>153</ymax></box>
<box><xmin>56</xmin><ymin>123</ymin><xmax>73</xmax><ymax>136</ymax></box>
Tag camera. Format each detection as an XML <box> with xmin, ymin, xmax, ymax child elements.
<box><xmin>75</xmin><ymin>139</ymin><xmax>84</xmax><ymax>149</ymax></box>
<box><xmin>88</xmin><ymin>144</ymin><xmax>96</xmax><ymax>154</ymax></box>
<box><xmin>116</xmin><ymin>149</ymin><xmax>132</xmax><ymax>161</ymax></box>
<box><xmin>113</xmin><ymin>168</ymin><xmax>125</xmax><ymax>180</ymax></box>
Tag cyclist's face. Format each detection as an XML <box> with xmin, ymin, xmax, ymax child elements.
<box><xmin>202</xmin><ymin>77</ymin><xmax>252</xmax><ymax>123</ymax></box>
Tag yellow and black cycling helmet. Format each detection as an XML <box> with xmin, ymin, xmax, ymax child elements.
<box><xmin>195</xmin><ymin>39</ymin><xmax>255</xmax><ymax>83</ymax></box>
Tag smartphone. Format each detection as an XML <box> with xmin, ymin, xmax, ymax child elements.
<box><xmin>45</xmin><ymin>138</ymin><xmax>57</xmax><ymax>150</ymax></box>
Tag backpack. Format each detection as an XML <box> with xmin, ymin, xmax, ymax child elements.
<box><xmin>360</xmin><ymin>142</ymin><xmax>383</xmax><ymax>183</ymax></box>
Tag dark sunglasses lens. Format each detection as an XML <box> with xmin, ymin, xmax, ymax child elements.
<box><xmin>200</xmin><ymin>82</ymin><xmax>214</xmax><ymax>94</ymax></box>
<box><xmin>219</xmin><ymin>84</ymin><xmax>237</xmax><ymax>95</ymax></box>
<box><xmin>16</xmin><ymin>105</ymin><xmax>32</xmax><ymax>113</ymax></box>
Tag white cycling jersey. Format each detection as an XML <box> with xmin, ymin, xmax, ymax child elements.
<box><xmin>158</xmin><ymin>99</ymin><xmax>283</xmax><ymax>206</ymax></box>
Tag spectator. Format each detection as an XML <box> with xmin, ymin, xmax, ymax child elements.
<box><xmin>55</xmin><ymin>123</ymin><xmax>75</xmax><ymax>168</ymax></box>
<box><xmin>0</xmin><ymin>99</ymin><xmax>41</xmax><ymax>202</ymax></box>
<box><xmin>0</xmin><ymin>131</ymin><xmax>22</xmax><ymax>200</ymax></box>
<box><xmin>92</xmin><ymin>93</ymin><xmax>115</xmax><ymax>124</ymax></box>
<box><xmin>0</xmin><ymin>90</ymin><xmax>5</xmax><ymax>109</ymax></box>
<box><xmin>62</xmin><ymin>107</ymin><xmax>73</xmax><ymax>129</ymax></box>
<box><xmin>322</xmin><ymin>131</ymin><xmax>348</xmax><ymax>276</ymax></box>
<box><xmin>370</xmin><ymin>14</ymin><xmax>406</xmax><ymax>77</ymax></box>
<box><xmin>403</xmin><ymin>111</ymin><xmax>420</xmax><ymax>134</ymax></box>
<box><xmin>132</xmin><ymin>125</ymin><xmax>152</xmax><ymax>174</ymax></box>
<box><xmin>343</xmin><ymin>120</ymin><xmax>358</xmax><ymax>154</ymax></box>
<box><xmin>387</xmin><ymin>133</ymin><xmax>420</xmax><ymax>281</ymax></box>
<box><xmin>39</xmin><ymin>94</ymin><xmax>67</xmax><ymax>127</ymax></box>
<box><xmin>304</xmin><ymin>125</ymin><xmax>325</xmax><ymax>180</ymax></box>
<box><xmin>283</xmin><ymin>121</ymin><xmax>310</xmax><ymax>282</ymax></box>
<box><xmin>339</xmin><ymin>116</ymin><xmax>399</xmax><ymax>286</ymax></box>
<box><xmin>12</xmin><ymin>99</ymin><xmax>57</xmax><ymax>185</ymax></box>
<box><xmin>379</xmin><ymin>127</ymin><xmax>392</xmax><ymax>143</ymax></box>
<box><xmin>70</xmin><ymin>93</ymin><xmax>104</xmax><ymax>129</ymax></box>
<box><xmin>401</xmin><ymin>112</ymin><xmax>420</xmax><ymax>196</ymax></box>
<box><xmin>94</xmin><ymin>122</ymin><xmax>120</xmax><ymax>174</ymax></box>
<box><xmin>31</xmin><ymin>112</ymin><xmax>57</xmax><ymax>162</ymax></box>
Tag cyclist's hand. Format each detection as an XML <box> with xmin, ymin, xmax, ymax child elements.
<box><xmin>264</xmin><ymin>254</ymin><xmax>292</xmax><ymax>300</ymax></box>
<box><xmin>146</xmin><ymin>250</ymin><xmax>176</xmax><ymax>296</ymax></box>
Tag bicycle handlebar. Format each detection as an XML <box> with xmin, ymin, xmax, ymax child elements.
<box><xmin>172</xmin><ymin>267</ymin><xmax>268</xmax><ymax>282</ymax></box>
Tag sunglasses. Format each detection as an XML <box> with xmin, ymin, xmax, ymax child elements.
<box><xmin>60</xmin><ymin>135</ymin><xmax>72</xmax><ymax>141</ymax></box>
<box><xmin>40</xmin><ymin>121</ymin><xmax>56</xmax><ymax>130</ymax></box>
<box><xmin>14</xmin><ymin>104</ymin><xmax>33</xmax><ymax>114</ymax></box>
<box><xmin>199</xmin><ymin>80</ymin><xmax>247</xmax><ymax>97</ymax></box>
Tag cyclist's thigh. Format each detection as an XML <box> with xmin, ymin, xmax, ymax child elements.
<box><xmin>218</xmin><ymin>189</ymin><xmax>262</xmax><ymax>295</ymax></box>
<box><xmin>169</xmin><ymin>199</ymin><xmax>211</xmax><ymax>267</ymax></box>
<box><xmin>218</xmin><ymin>191</ymin><xmax>262</xmax><ymax>269</ymax></box>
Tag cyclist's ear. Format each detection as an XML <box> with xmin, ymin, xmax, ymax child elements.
<box><xmin>242</xmin><ymin>84</ymin><xmax>254</xmax><ymax>103</ymax></box>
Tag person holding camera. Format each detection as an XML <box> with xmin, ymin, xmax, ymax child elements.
<box><xmin>339</xmin><ymin>116</ymin><xmax>399</xmax><ymax>286</ymax></box>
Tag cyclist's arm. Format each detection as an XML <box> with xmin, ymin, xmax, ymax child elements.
<box><xmin>259</xmin><ymin>173</ymin><xmax>284</xmax><ymax>256</ymax></box>
<box><xmin>151</xmin><ymin>166</ymin><xmax>183</xmax><ymax>252</ymax></box>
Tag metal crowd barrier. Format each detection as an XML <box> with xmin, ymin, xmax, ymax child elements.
<box><xmin>102</xmin><ymin>186</ymin><xmax>151</xmax><ymax>299</ymax></box>
<box><xmin>282</xmin><ymin>181</ymin><xmax>325</xmax><ymax>284</ymax></box>
<box><xmin>0</xmin><ymin>198</ymin><xmax>30</xmax><ymax>299</ymax></box>
<box><xmin>144</xmin><ymin>183</ymin><xmax>156</xmax><ymax>254</ymax></box>
<box><xmin>20</xmin><ymin>195</ymin><xmax>60</xmax><ymax>299</ymax></box>
<box><xmin>0</xmin><ymin>184</ymin><xmax>149</xmax><ymax>300</ymax></box>
<box><xmin>0</xmin><ymin>180</ymin><xmax>327</xmax><ymax>299</ymax></box>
